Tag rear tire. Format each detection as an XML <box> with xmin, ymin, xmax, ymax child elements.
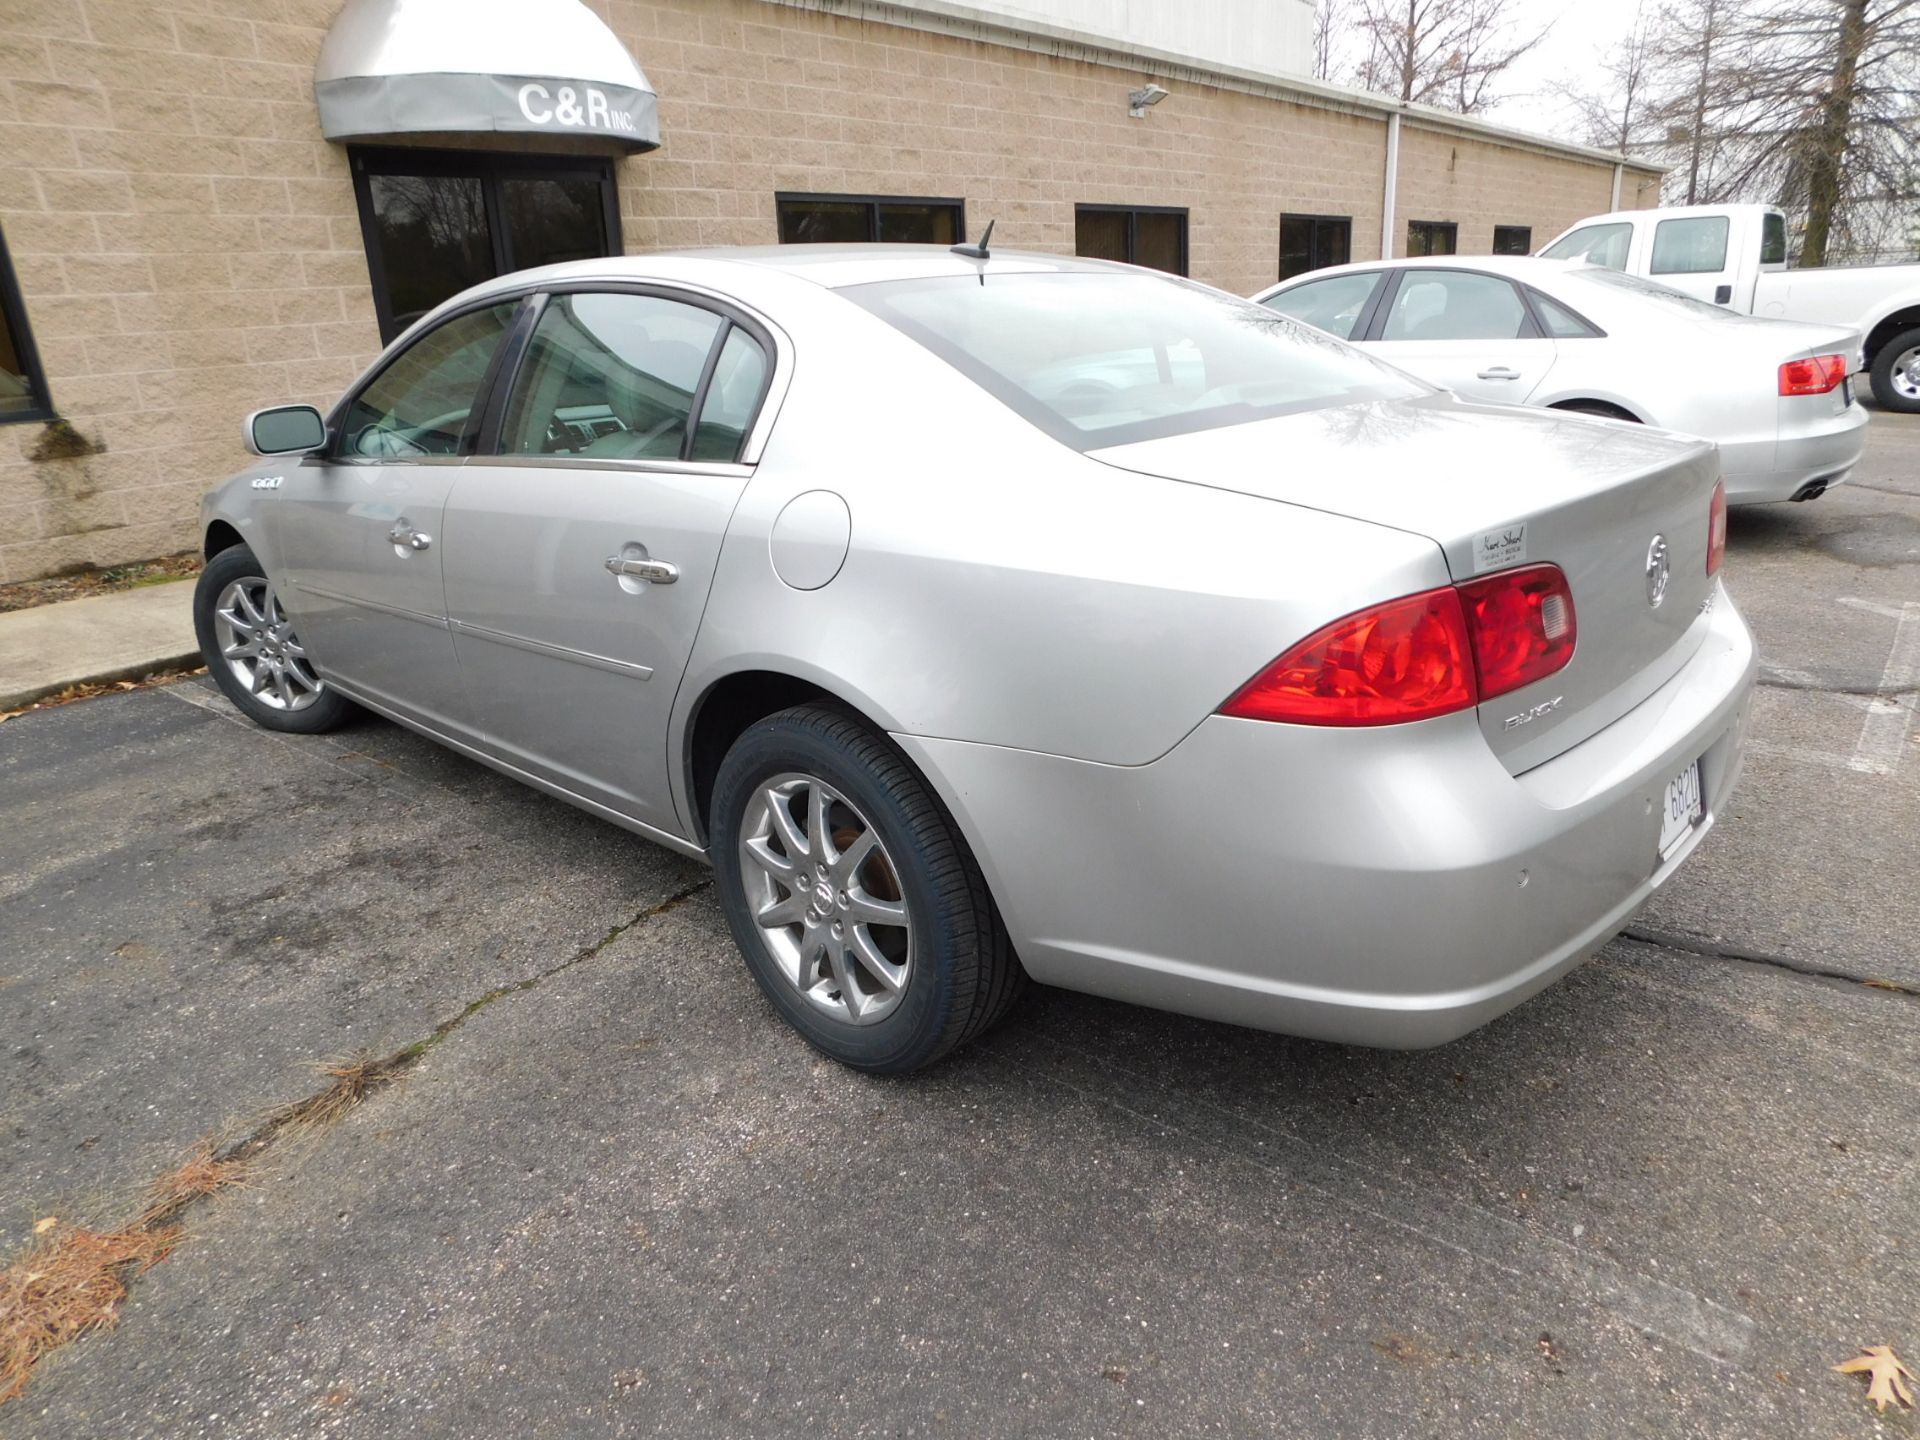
<box><xmin>710</xmin><ymin>703</ymin><xmax>1023</xmax><ymax>1073</ymax></box>
<box><xmin>193</xmin><ymin>544</ymin><xmax>356</xmax><ymax>734</ymax></box>
<box><xmin>1869</xmin><ymin>328</ymin><xmax>1920</xmax><ymax>413</ymax></box>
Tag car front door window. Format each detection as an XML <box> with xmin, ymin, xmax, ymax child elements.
<box><xmin>336</xmin><ymin>303</ymin><xmax>520</xmax><ymax>459</ymax></box>
<box><xmin>1261</xmin><ymin>272</ymin><xmax>1382</xmax><ymax>340</ymax></box>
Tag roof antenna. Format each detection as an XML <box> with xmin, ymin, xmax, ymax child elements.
<box><xmin>950</xmin><ymin>219</ymin><xmax>994</xmax><ymax>260</ymax></box>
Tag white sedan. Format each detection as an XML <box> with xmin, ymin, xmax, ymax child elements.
<box><xmin>1253</xmin><ymin>255</ymin><xmax>1867</xmax><ymax>504</ymax></box>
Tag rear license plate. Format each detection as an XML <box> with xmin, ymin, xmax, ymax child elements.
<box><xmin>1659</xmin><ymin>760</ymin><xmax>1703</xmax><ymax>858</ymax></box>
<box><xmin>1839</xmin><ymin>375</ymin><xmax>1854</xmax><ymax>411</ymax></box>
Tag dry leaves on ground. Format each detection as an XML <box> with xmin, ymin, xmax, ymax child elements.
<box><xmin>1834</xmin><ymin>1345</ymin><xmax>1916</xmax><ymax>1412</ymax></box>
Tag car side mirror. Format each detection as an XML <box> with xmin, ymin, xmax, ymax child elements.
<box><xmin>245</xmin><ymin>405</ymin><xmax>327</xmax><ymax>456</ymax></box>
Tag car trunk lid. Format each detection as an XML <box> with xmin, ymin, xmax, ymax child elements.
<box><xmin>1089</xmin><ymin>395</ymin><xmax>1723</xmax><ymax>772</ymax></box>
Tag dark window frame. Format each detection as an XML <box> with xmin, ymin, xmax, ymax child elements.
<box><xmin>349</xmin><ymin>146</ymin><xmax>623</xmax><ymax>346</ymax></box>
<box><xmin>1405</xmin><ymin>220</ymin><xmax>1459</xmax><ymax>258</ymax></box>
<box><xmin>1278</xmin><ymin>213</ymin><xmax>1353</xmax><ymax>280</ymax></box>
<box><xmin>1074</xmin><ymin>202</ymin><xmax>1190</xmax><ymax>276</ymax></box>
<box><xmin>1492</xmin><ymin>225</ymin><xmax>1533</xmax><ymax>256</ymax></box>
<box><xmin>774</xmin><ymin>191</ymin><xmax>967</xmax><ymax>245</ymax></box>
<box><xmin>0</xmin><ymin>223</ymin><xmax>55</xmax><ymax>425</ymax></box>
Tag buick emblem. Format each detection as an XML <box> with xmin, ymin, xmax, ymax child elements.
<box><xmin>1645</xmin><ymin>534</ymin><xmax>1670</xmax><ymax>608</ymax></box>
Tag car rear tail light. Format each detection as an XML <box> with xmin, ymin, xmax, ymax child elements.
<box><xmin>1707</xmin><ymin>478</ymin><xmax>1727</xmax><ymax>576</ymax></box>
<box><xmin>1455</xmin><ymin>564</ymin><xmax>1578</xmax><ymax>700</ymax></box>
<box><xmin>1778</xmin><ymin>353</ymin><xmax>1848</xmax><ymax>396</ymax></box>
<box><xmin>1220</xmin><ymin>564</ymin><xmax>1579</xmax><ymax>727</ymax></box>
<box><xmin>1219</xmin><ymin>587</ymin><xmax>1477</xmax><ymax>726</ymax></box>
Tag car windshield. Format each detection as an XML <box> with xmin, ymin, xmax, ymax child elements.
<box><xmin>1564</xmin><ymin>266</ymin><xmax>1745</xmax><ymax>321</ymax></box>
<box><xmin>843</xmin><ymin>270</ymin><xmax>1426</xmax><ymax>449</ymax></box>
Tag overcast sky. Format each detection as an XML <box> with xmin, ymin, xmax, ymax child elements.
<box><xmin>1440</xmin><ymin>0</ymin><xmax>1643</xmax><ymax>137</ymax></box>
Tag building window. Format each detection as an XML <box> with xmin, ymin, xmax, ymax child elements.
<box><xmin>1492</xmin><ymin>225</ymin><xmax>1532</xmax><ymax>256</ymax></box>
<box><xmin>1278</xmin><ymin>214</ymin><xmax>1351</xmax><ymax>280</ymax></box>
<box><xmin>1406</xmin><ymin>221</ymin><xmax>1458</xmax><ymax>258</ymax></box>
<box><xmin>1075</xmin><ymin>204</ymin><xmax>1188</xmax><ymax>276</ymax></box>
<box><xmin>0</xmin><ymin>224</ymin><xmax>53</xmax><ymax>424</ymax></box>
<box><xmin>351</xmin><ymin>147</ymin><xmax>622</xmax><ymax>345</ymax></box>
<box><xmin>775</xmin><ymin>193</ymin><xmax>965</xmax><ymax>246</ymax></box>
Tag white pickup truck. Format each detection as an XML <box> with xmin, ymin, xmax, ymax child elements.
<box><xmin>1540</xmin><ymin>204</ymin><xmax>1920</xmax><ymax>412</ymax></box>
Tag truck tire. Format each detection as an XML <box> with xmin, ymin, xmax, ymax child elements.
<box><xmin>1870</xmin><ymin>327</ymin><xmax>1920</xmax><ymax>413</ymax></box>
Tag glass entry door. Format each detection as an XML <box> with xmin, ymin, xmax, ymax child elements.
<box><xmin>351</xmin><ymin>147</ymin><xmax>622</xmax><ymax>343</ymax></box>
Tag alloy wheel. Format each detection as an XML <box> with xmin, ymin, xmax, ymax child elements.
<box><xmin>212</xmin><ymin>576</ymin><xmax>324</xmax><ymax>712</ymax></box>
<box><xmin>1893</xmin><ymin>346</ymin><xmax>1920</xmax><ymax>403</ymax></box>
<box><xmin>737</xmin><ymin>772</ymin><xmax>913</xmax><ymax>1025</ymax></box>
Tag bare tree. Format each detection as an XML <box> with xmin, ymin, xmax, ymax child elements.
<box><xmin>1348</xmin><ymin>0</ymin><xmax>1549</xmax><ymax>113</ymax></box>
<box><xmin>1555</xmin><ymin>3</ymin><xmax>1659</xmax><ymax>152</ymax></box>
<box><xmin>1313</xmin><ymin>0</ymin><xmax>1347</xmax><ymax>81</ymax></box>
<box><xmin>1648</xmin><ymin>0</ymin><xmax>1920</xmax><ymax>262</ymax></box>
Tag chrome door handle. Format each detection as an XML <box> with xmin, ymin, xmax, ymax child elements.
<box><xmin>1477</xmin><ymin>367</ymin><xmax>1521</xmax><ymax>381</ymax></box>
<box><xmin>605</xmin><ymin>555</ymin><xmax>679</xmax><ymax>584</ymax></box>
<box><xmin>387</xmin><ymin>523</ymin><xmax>432</xmax><ymax>551</ymax></box>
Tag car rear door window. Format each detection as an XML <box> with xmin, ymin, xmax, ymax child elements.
<box><xmin>500</xmin><ymin>293</ymin><xmax>725</xmax><ymax>461</ymax></box>
<box><xmin>1260</xmin><ymin>271</ymin><xmax>1383</xmax><ymax>339</ymax></box>
<box><xmin>689</xmin><ymin>326</ymin><xmax>771</xmax><ymax>463</ymax></box>
<box><xmin>1381</xmin><ymin>271</ymin><xmax>1531</xmax><ymax>341</ymax></box>
<box><xmin>1650</xmin><ymin>216</ymin><xmax>1731</xmax><ymax>275</ymax></box>
<box><xmin>1531</xmin><ymin>292</ymin><xmax>1603</xmax><ymax>338</ymax></box>
<box><xmin>335</xmin><ymin>301</ymin><xmax>520</xmax><ymax>459</ymax></box>
<box><xmin>1761</xmin><ymin>212</ymin><xmax>1789</xmax><ymax>264</ymax></box>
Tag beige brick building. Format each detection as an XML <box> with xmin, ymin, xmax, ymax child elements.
<box><xmin>0</xmin><ymin>0</ymin><xmax>1663</xmax><ymax>582</ymax></box>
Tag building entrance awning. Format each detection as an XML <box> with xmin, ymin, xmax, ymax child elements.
<box><xmin>315</xmin><ymin>0</ymin><xmax>659</xmax><ymax>154</ymax></box>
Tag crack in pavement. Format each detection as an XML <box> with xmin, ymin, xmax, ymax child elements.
<box><xmin>0</xmin><ymin>877</ymin><xmax>713</xmax><ymax>1410</ymax></box>
<box><xmin>1756</xmin><ymin>671</ymin><xmax>1920</xmax><ymax>699</ymax></box>
<box><xmin>1621</xmin><ymin>925</ymin><xmax>1920</xmax><ymax>999</ymax></box>
<box><xmin>218</xmin><ymin>876</ymin><xmax>714</xmax><ymax>1165</ymax></box>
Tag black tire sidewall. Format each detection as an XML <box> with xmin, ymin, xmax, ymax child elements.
<box><xmin>193</xmin><ymin>545</ymin><xmax>352</xmax><ymax>734</ymax></box>
<box><xmin>710</xmin><ymin>708</ymin><xmax>973</xmax><ymax>1073</ymax></box>
<box><xmin>1871</xmin><ymin>328</ymin><xmax>1920</xmax><ymax>414</ymax></box>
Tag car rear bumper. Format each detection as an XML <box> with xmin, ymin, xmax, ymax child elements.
<box><xmin>1720</xmin><ymin>401</ymin><xmax>1868</xmax><ymax>505</ymax></box>
<box><xmin>898</xmin><ymin>587</ymin><xmax>1756</xmax><ymax>1049</ymax></box>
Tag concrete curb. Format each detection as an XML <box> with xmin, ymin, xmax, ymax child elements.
<box><xmin>0</xmin><ymin>650</ymin><xmax>205</xmax><ymax>712</ymax></box>
<box><xmin>0</xmin><ymin>581</ymin><xmax>201</xmax><ymax>712</ymax></box>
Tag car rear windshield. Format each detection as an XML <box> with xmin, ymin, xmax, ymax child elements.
<box><xmin>1566</xmin><ymin>267</ymin><xmax>1742</xmax><ymax>321</ymax></box>
<box><xmin>842</xmin><ymin>270</ymin><xmax>1426</xmax><ymax>450</ymax></box>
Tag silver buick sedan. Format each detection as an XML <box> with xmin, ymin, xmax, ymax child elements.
<box><xmin>195</xmin><ymin>246</ymin><xmax>1756</xmax><ymax>1072</ymax></box>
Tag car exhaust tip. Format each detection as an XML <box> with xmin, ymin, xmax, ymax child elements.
<box><xmin>1791</xmin><ymin>482</ymin><xmax>1828</xmax><ymax>503</ymax></box>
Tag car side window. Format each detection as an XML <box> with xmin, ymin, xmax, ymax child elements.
<box><xmin>336</xmin><ymin>302</ymin><xmax>519</xmax><ymax>459</ymax></box>
<box><xmin>1531</xmin><ymin>292</ymin><xmax>1602</xmax><ymax>339</ymax></box>
<box><xmin>1540</xmin><ymin>222</ymin><xmax>1631</xmax><ymax>270</ymax></box>
<box><xmin>1381</xmin><ymin>271</ymin><xmax>1530</xmax><ymax>342</ymax></box>
<box><xmin>1650</xmin><ymin>217</ymin><xmax>1730</xmax><ymax>275</ymax></box>
<box><xmin>1260</xmin><ymin>272</ymin><xmax>1381</xmax><ymax>340</ymax></box>
<box><xmin>689</xmin><ymin>326</ymin><xmax>771</xmax><ymax>463</ymax></box>
<box><xmin>500</xmin><ymin>293</ymin><xmax>725</xmax><ymax>460</ymax></box>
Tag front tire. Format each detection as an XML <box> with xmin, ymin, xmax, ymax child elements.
<box><xmin>1870</xmin><ymin>328</ymin><xmax>1920</xmax><ymax>413</ymax></box>
<box><xmin>193</xmin><ymin>544</ymin><xmax>355</xmax><ymax>733</ymax></box>
<box><xmin>710</xmin><ymin>703</ymin><xmax>1023</xmax><ymax>1073</ymax></box>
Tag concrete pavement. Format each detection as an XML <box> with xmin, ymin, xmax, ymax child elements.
<box><xmin>0</xmin><ymin>580</ymin><xmax>198</xmax><ymax>710</ymax></box>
